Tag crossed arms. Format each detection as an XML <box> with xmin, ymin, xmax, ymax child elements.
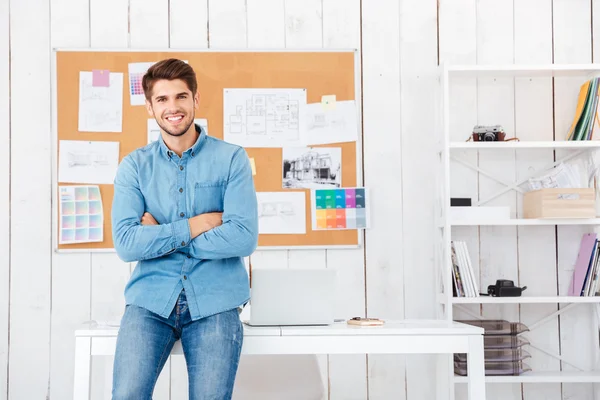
<box><xmin>111</xmin><ymin>148</ymin><xmax>259</xmax><ymax>262</ymax></box>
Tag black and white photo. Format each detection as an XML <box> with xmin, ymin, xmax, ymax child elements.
<box><xmin>282</xmin><ymin>147</ymin><xmax>342</xmax><ymax>189</ymax></box>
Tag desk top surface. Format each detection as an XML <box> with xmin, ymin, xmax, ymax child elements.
<box><xmin>75</xmin><ymin>319</ymin><xmax>483</xmax><ymax>337</ymax></box>
<box><xmin>276</xmin><ymin>320</ymin><xmax>483</xmax><ymax>335</ymax></box>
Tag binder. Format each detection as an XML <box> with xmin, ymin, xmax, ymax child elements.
<box><xmin>569</xmin><ymin>233</ymin><xmax>598</xmax><ymax>295</ymax></box>
<box><xmin>567</xmin><ymin>77</ymin><xmax>600</xmax><ymax>141</ymax></box>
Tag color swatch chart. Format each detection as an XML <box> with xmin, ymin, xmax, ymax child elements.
<box><xmin>59</xmin><ymin>185</ymin><xmax>104</xmax><ymax>244</ymax></box>
<box><xmin>129</xmin><ymin>73</ymin><xmax>144</xmax><ymax>96</ymax></box>
<box><xmin>312</xmin><ymin>187</ymin><xmax>369</xmax><ymax>230</ymax></box>
<box><xmin>128</xmin><ymin>62</ymin><xmax>156</xmax><ymax>106</ymax></box>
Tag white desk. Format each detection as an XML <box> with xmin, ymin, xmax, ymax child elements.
<box><xmin>73</xmin><ymin>319</ymin><xmax>485</xmax><ymax>399</ymax></box>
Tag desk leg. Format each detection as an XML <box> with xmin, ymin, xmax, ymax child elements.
<box><xmin>73</xmin><ymin>337</ymin><xmax>91</xmax><ymax>400</ymax></box>
<box><xmin>436</xmin><ymin>354</ymin><xmax>454</xmax><ymax>400</ymax></box>
<box><xmin>466</xmin><ymin>335</ymin><xmax>486</xmax><ymax>400</ymax></box>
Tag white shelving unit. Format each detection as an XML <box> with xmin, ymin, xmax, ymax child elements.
<box><xmin>436</xmin><ymin>63</ymin><xmax>600</xmax><ymax>389</ymax></box>
<box><xmin>451</xmin><ymin>141</ymin><xmax>600</xmax><ymax>149</ymax></box>
<box><xmin>449</xmin><ymin>218</ymin><xmax>600</xmax><ymax>226</ymax></box>
<box><xmin>454</xmin><ymin>371</ymin><xmax>600</xmax><ymax>384</ymax></box>
<box><xmin>450</xmin><ymin>296</ymin><xmax>600</xmax><ymax>304</ymax></box>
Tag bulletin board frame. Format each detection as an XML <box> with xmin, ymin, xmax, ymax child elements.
<box><xmin>51</xmin><ymin>48</ymin><xmax>364</xmax><ymax>253</ymax></box>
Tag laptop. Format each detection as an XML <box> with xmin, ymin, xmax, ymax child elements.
<box><xmin>246</xmin><ymin>268</ymin><xmax>336</xmax><ymax>326</ymax></box>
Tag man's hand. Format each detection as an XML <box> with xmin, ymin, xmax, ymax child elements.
<box><xmin>141</xmin><ymin>212</ymin><xmax>158</xmax><ymax>226</ymax></box>
<box><xmin>189</xmin><ymin>212</ymin><xmax>223</xmax><ymax>238</ymax></box>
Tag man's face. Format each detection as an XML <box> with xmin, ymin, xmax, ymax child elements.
<box><xmin>146</xmin><ymin>79</ymin><xmax>199</xmax><ymax>137</ymax></box>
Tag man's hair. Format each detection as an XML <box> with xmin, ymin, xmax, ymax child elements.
<box><xmin>142</xmin><ymin>58</ymin><xmax>198</xmax><ymax>101</ymax></box>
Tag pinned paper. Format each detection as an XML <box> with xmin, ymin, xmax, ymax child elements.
<box><xmin>249</xmin><ymin>158</ymin><xmax>256</xmax><ymax>176</ymax></box>
<box><xmin>311</xmin><ymin>187</ymin><xmax>370</xmax><ymax>230</ymax></box>
<box><xmin>59</xmin><ymin>185</ymin><xmax>104</xmax><ymax>244</ymax></box>
<box><xmin>223</xmin><ymin>88</ymin><xmax>306</xmax><ymax>148</ymax></box>
<box><xmin>321</xmin><ymin>94</ymin><xmax>336</xmax><ymax>111</ymax></box>
<box><xmin>58</xmin><ymin>140</ymin><xmax>120</xmax><ymax>184</ymax></box>
<box><xmin>282</xmin><ymin>147</ymin><xmax>341</xmax><ymax>189</ymax></box>
<box><xmin>304</xmin><ymin>100</ymin><xmax>358</xmax><ymax>145</ymax></box>
<box><xmin>92</xmin><ymin>69</ymin><xmax>110</xmax><ymax>87</ymax></box>
<box><xmin>79</xmin><ymin>71</ymin><xmax>123</xmax><ymax>132</ymax></box>
<box><xmin>257</xmin><ymin>192</ymin><xmax>306</xmax><ymax>234</ymax></box>
<box><xmin>128</xmin><ymin>62</ymin><xmax>156</xmax><ymax>105</ymax></box>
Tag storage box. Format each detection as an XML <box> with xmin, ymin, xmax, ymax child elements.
<box><xmin>523</xmin><ymin>188</ymin><xmax>596</xmax><ymax>219</ymax></box>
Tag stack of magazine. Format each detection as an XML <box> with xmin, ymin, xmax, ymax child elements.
<box><xmin>451</xmin><ymin>241</ymin><xmax>479</xmax><ymax>298</ymax></box>
<box><xmin>567</xmin><ymin>76</ymin><xmax>600</xmax><ymax>141</ymax></box>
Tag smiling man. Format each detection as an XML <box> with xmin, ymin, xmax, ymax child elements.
<box><xmin>110</xmin><ymin>58</ymin><xmax>258</xmax><ymax>399</ymax></box>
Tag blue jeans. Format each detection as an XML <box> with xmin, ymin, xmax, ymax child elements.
<box><xmin>112</xmin><ymin>290</ymin><xmax>243</xmax><ymax>399</ymax></box>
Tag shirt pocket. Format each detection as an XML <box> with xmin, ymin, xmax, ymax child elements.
<box><xmin>194</xmin><ymin>181</ymin><xmax>225</xmax><ymax>215</ymax></box>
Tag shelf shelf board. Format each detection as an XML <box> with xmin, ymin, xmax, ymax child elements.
<box><xmin>454</xmin><ymin>371</ymin><xmax>600</xmax><ymax>384</ymax></box>
<box><xmin>449</xmin><ymin>218</ymin><xmax>600</xmax><ymax>226</ymax></box>
<box><xmin>449</xmin><ymin>141</ymin><xmax>600</xmax><ymax>150</ymax></box>
<box><xmin>445</xmin><ymin>64</ymin><xmax>600</xmax><ymax>78</ymax></box>
<box><xmin>450</xmin><ymin>296</ymin><xmax>600</xmax><ymax>304</ymax></box>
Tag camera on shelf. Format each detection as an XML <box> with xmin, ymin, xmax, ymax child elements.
<box><xmin>472</xmin><ymin>125</ymin><xmax>506</xmax><ymax>142</ymax></box>
<box><xmin>487</xmin><ymin>279</ymin><xmax>527</xmax><ymax>297</ymax></box>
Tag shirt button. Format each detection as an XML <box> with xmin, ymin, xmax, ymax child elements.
<box><xmin>191</xmin><ymin>152</ymin><xmax>195</xmax><ymax>157</ymax></box>
<box><xmin>183</xmin><ymin>275</ymin><xmax>187</xmax><ymax>280</ymax></box>
<box><xmin>179</xmin><ymin>166</ymin><xmax>184</xmax><ymax>171</ymax></box>
<box><xmin>187</xmin><ymin>254</ymin><xmax>191</xmax><ymax>259</ymax></box>
<box><xmin>179</xmin><ymin>188</ymin><xmax>183</xmax><ymax>193</ymax></box>
<box><xmin>181</xmin><ymin>241</ymin><xmax>186</xmax><ymax>246</ymax></box>
<box><xmin>180</xmin><ymin>212</ymin><xmax>184</xmax><ymax>217</ymax></box>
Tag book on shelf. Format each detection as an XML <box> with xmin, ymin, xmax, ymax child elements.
<box><xmin>569</xmin><ymin>233</ymin><xmax>600</xmax><ymax>296</ymax></box>
<box><xmin>567</xmin><ymin>76</ymin><xmax>600</xmax><ymax>141</ymax></box>
<box><xmin>451</xmin><ymin>241</ymin><xmax>479</xmax><ymax>297</ymax></box>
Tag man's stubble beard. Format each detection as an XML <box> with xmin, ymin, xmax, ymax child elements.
<box><xmin>157</xmin><ymin>113</ymin><xmax>195</xmax><ymax>137</ymax></box>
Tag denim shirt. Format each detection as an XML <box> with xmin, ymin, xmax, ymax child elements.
<box><xmin>111</xmin><ymin>124</ymin><xmax>258</xmax><ymax>320</ymax></box>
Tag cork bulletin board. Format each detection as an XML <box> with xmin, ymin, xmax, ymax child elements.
<box><xmin>52</xmin><ymin>49</ymin><xmax>362</xmax><ymax>251</ymax></box>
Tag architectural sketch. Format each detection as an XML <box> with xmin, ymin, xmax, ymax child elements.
<box><xmin>256</xmin><ymin>192</ymin><xmax>306</xmax><ymax>234</ymax></box>
<box><xmin>303</xmin><ymin>100</ymin><xmax>359</xmax><ymax>145</ymax></box>
<box><xmin>58</xmin><ymin>140</ymin><xmax>119</xmax><ymax>184</ymax></box>
<box><xmin>78</xmin><ymin>71</ymin><xmax>123</xmax><ymax>133</ymax></box>
<box><xmin>282</xmin><ymin>147</ymin><xmax>342</xmax><ymax>189</ymax></box>
<box><xmin>258</xmin><ymin>201</ymin><xmax>296</xmax><ymax>218</ymax></box>
<box><xmin>223</xmin><ymin>88</ymin><xmax>306</xmax><ymax>148</ymax></box>
<box><xmin>66</xmin><ymin>151</ymin><xmax>110</xmax><ymax>168</ymax></box>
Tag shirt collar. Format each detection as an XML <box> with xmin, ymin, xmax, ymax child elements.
<box><xmin>158</xmin><ymin>123</ymin><xmax>207</xmax><ymax>160</ymax></box>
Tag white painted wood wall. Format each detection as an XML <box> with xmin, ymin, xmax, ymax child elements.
<box><xmin>0</xmin><ymin>0</ymin><xmax>597</xmax><ymax>399</ymax></box>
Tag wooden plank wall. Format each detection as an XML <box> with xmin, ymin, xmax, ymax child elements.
<box><xmin>0</xmin><ymin>0</ymin><xmax>8</xmax><ymax>398</ymax></box>
<box><xmin>0</xmin><ymin>0</ymin><xmax>598</xmax><ymax>399</ymax></box>
<box><xmin>9</xmin><ymin>0</ymin><xmax>53</xmax><ymax>399</ymax></box>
